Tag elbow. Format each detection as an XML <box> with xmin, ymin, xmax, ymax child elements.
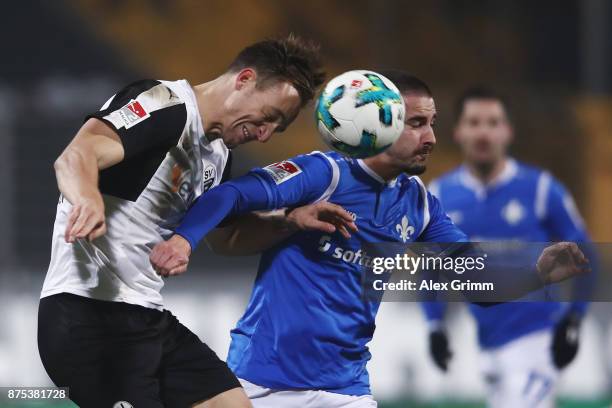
<box><xmin>53</xmin><ymin>151</ymin><xmax>71</xmax><ymax>176</ymax></box>
<box><xmin>205</xmin><ymin>230</ymin><xmax>257</xmax><ymax>257</ymax></box>
<box><xmin>205</xmin><ymin>238</ymin><xmax>232</xmax><ymax>256</ymax></box>
<box><xmin>53</xmin><ymin>152</ymin><xmax>66</xmax><ymax>172</ymax></box>
<box><xmin>54</xmin><ymin>146</ymin><xmax>80</xmax><ymax>173</ymax></box>
<box><xmin>203</xmin><ymin>228</ymin><xmax>237</xmax><ymax>256</ymax></box>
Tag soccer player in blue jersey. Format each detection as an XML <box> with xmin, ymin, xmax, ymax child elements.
<box><xmin>422</xmin><ymin>87</ymin><xmax>594</xmax><ymax>408</ymax></box>
<box><xmin>150</xmin><ymin>72</ymin><xmax>589</xmax><ymax>408</ymax></box>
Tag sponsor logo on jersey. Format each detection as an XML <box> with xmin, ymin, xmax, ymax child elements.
<box><xmin>171</xmin><ymin>164</ymin><xmax>183</xmax><ymax>193</ymax></box>
<box><xmin>171</xmin><ymin>163</ymin><xmax>194</xmax><ymax>204</ymax></box>
<box><xmin>318</xmin><ymin>235</ymin><xmax>376</xmax><ymax>267</ymax></box>
<box><xmin>202</xmin><ymin>164</ymin><xmax>216</xmax><ymax>192</ymax></box>
<box><xmin>263</xmin><ymin>160</ymin><xmax>302</xmax><ymax>184</ymax></box>
<box><xmin>113</xmin><ymin>402</ymin><xmax>133</xmax><ymax>408</ymax></box>
<box><xmin>116</xmin><ymin>99</ymin><xmax>150</xmax><ymax>129</ymax></box>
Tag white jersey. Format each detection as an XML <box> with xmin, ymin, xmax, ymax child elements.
<box><xmin>42</xmin><ymin>79</ymin><xmax>231</xmax><ymax>309</ymax></box>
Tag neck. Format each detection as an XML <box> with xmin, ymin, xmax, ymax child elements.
<box><xmin>362</xmin><ymin>153</ymin><xmax>403</xmax><ymax>182</ymax></box>
<box><xmin>192</xmin><ymin>76</ymin><xmax>226</xmax><ymax>138</ymax></box>
<box><xmin>466</xmin><ymin>157</ymin><xmax>507</xmax><ymax>184</ymax></box>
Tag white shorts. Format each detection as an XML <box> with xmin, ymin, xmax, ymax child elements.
<box><xmin>239</xmin><ymin>378</ymin><xmax>378</xmax><ymax>408</ymax></box>
<box><xmin>480</xmin><ymin>329</ymin><xmax>558</xmax><ymax>408</ymax></box>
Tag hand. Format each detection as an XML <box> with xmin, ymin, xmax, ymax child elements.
<box><xmin>64</xmin><ymin>193</ymin><xmax>106</xmax><ymax>243</ymax></box>
<box><xmin>286</xmin><ymin>202</ymin><xmax>358</xmax><ymax>239</ymax></box>
<box><xmin>552</xmin><ymin>312</ymin><xmax>581</xmax><ymax>369</ymax></box>
<box><xmin>536</xmin><ymin>242</ymin><xmax>590</xmax><ymax>284</ymax></box>
<box><xmin>429</xmin><ymin>328</ymin><xmax>453</xmax><ymax>372</ymax></box>
<box><xmin>150</xmin><ymin>234</ymin><xmax>192</xmax><ymax>277</ymax></box>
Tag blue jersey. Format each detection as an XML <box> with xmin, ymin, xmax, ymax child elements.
<box><xmin>422</xmin><ymin>159</ymin><xmax>590</xmax><ymax>348</ymax></box>
<box><xmin>226</xmin><ymin>151</ymin><xmax>466</xmax><ymax>395</ymax></box>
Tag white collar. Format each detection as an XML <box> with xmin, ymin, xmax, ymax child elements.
<box><xmin>459</xmin><ymin>158</ymin><xmax>518</xmax><ymax>199</ymax></box>
<box><xmin>357</xmin><ymin>159</ymin><xmax>398</xmax><ymax>186</ymax></box>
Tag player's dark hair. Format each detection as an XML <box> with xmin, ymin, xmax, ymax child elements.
<box><xmin>455</xmin><ymin>86</ymin><xmax>510</xmax><ymax>121</ymax></box>
<box><xmin>228</xmin><ymin>34</ymin><xmax>326</xmax><ymax>106</ymax></box>
<box><xmin>377</xmin><ymin>69</ymin><xmax>432</xmax><ymax>97</ymax></box>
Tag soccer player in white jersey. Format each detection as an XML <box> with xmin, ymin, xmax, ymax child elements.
<box><xmin>37</xmin><ymin>35</ymin><xmax>326</xmax><ymax>408</ymax></box>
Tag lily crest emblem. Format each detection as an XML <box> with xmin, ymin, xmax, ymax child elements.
<box><xmin>396</xmin><ymin>215</ymin><xmax>415</xmax><ymax>243</ymax></box>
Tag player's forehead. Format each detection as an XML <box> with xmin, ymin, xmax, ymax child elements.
<box><xmin>462</xmin><ymin>98</ymin><xmax>506</xmax><ymax>118</ymax></box>
<box><xmin>403</xmin><ymin>93</ymin><xmax>436</xmax><ymax>118</ymax></box>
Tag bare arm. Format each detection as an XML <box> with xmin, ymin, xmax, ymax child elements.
<box><xmin>204</xmin><ymin>210</ymin><xmax>293</xmax><ymax>256</ymax></box>
<box><xmin>204</xmin><ymin>202</ymin><xmax>358</xmax><ymax>257</ymax></box>
<box><xmin>55</xmin><ymin>118</ymin><xmax>125</xmax><ymax>242</ymax></box>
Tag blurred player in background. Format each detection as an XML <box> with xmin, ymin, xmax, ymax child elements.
<box><xmin>150</xmin><ymin>72</ymin><xmax>589</xmax><ymax>408</ymax></box>
<box><xmin>422</xmin><ymin>87</ymin><xmax>594</xmax><ymax>408</ymax></box>
<box><xmin>37</xmin><ymin>35</ymin><xmax>325</xmax><ymax>408</ymax></box>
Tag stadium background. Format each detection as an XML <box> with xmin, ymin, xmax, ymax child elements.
<box><xmin>0</xmin><ymin>1</ymin><xmax>611</xmax><ymax>407</ymax></box>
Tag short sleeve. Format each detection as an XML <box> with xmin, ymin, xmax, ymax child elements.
<box><xmin>86</xmin><ymin>79</ymin><xmax>187</xmax><ymax>159</ymax></box>
<box><xmin>249</xmin><ymin>152</ymin><xmax>335</xmax><ymax>209</ymax></box>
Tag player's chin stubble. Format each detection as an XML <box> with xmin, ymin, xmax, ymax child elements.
<box><xmin>405</xmin><ymin>164</ymin><xmax>427</xmax><ymax>175</ymax></box>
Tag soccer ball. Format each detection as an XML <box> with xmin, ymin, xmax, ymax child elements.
<box><xmin>315</xmin><ymin>70</ymin><xmax>405</xmax><ymax>158</ymax></box>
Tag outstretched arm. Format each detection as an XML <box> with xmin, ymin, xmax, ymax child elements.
<box><xmin>418</xmin><ymin>193</ymin><xmax>590</xmax><ymax>304</ymax></box>
<box><xmin>150</xmin><ymin>154</ymin><xmax>338</xmax><ymax>276</ymax></box>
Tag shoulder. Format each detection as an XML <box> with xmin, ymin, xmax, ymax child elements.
<box><xmin>513</xmin><ymin>160</ymin><xmax>565</xmax><ymax>199</ymax></box>
<box><xmin>109</xmin><ymin>79</ymin><xmax>186</xmax><ymax>106</ymax></box>
<box><xmin>428</xmin><ymin>166</ymin><xmax>463</xmax><ymax>197</ymax></box>
<box><xmin>97</xmin><ymin>79</ymin><xmax>187</xmax><ymax>127</ymax></box>
<box><xmin>406</xmin><ymin>176</ymin><xmax>434</xmax><ymax>208</ymax></box>
<box><xmin>514</xmin><ymin>160</ymin><xmax>548</xmax><ymax>182</ymax></box>
<box><xmin>257</xmin><ymin>151</ymin><xmax>336</xmax><ymax>184</ymax></box>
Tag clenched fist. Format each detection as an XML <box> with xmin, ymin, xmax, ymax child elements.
<box><xmin>150</xmin><ymin>234</ymin><xmax>192</xmax><ymax>277</ymax></box>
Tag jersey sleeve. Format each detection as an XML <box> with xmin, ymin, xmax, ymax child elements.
<box><xmin>85</xmin><ymin>79</ymin><xmax>187</xmax><ymax>159</ymax></box>
<box><xmin>249</xmin><ymin>152</ymin><xmax>335</xmax><ymax>209</ymax></box>
<box><xmin>543</xmin><ymin>176</ymin><xmax>589</xmax><ymax>242</ymax></box>
<box><xmin>419</xmin><ymin>192</ymin><xmax>469</xmax><ymax>243</ymax></box>
<box><xmin>174</xmin><ymin>152</ymin><xmax>335</xmax><ymax>249</ymax></box>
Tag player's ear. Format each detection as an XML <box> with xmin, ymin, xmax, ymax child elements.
<box><xmin>452</xmin><ymin>124</ymin><xmax>461</xmax><ymax>144</ymax></box>
<box><xmin>235</xmin><ymin>68</ymin><xmax>257</xmax><ymax>91</ymax></box>
<box><xmin>502</xmin><ymin>118</ymin><xmax>514</xmax><ymax>146</ymax></box>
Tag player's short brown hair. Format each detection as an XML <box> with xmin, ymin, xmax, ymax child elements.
<box><xmin>455</xmin><ymin>86</ymin><xmax>510</xmax><ymax>121</ymax></box>
<box><xmin>228</xmin><ymin>34</ymin><xmax>326</xmax><ymax>106</ymax></box>
<box><xmin>378</xmin><ymin>69</ymin><xmax>432</xmax><ymax>97</ymax></box>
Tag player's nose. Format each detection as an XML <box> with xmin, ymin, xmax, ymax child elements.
<box><xmin>423</xmin><ymin>128</ymin><xmax>436</xmax><ymax>145</ymax></box>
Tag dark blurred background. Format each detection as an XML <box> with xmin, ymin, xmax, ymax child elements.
<box><xmin>1</xmin><ymin>0</ymin><xmax>611</xmax><ymax>270</ymax></box>
<box><xmin>0</xmin><ymin>1</ymin><xmax>610</xmax><ymax>406</ymax></box>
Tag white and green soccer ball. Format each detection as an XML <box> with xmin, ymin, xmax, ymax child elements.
<box><xmin>315</xmin><ymin>70</ymin><xmax>405</xmax><ymax>158</ymax></box>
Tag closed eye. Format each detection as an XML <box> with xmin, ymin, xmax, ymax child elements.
<box><xmin>407</xmin><ymin>118</ymin><xmax>427</xmax><ymax>128</ymax></box>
